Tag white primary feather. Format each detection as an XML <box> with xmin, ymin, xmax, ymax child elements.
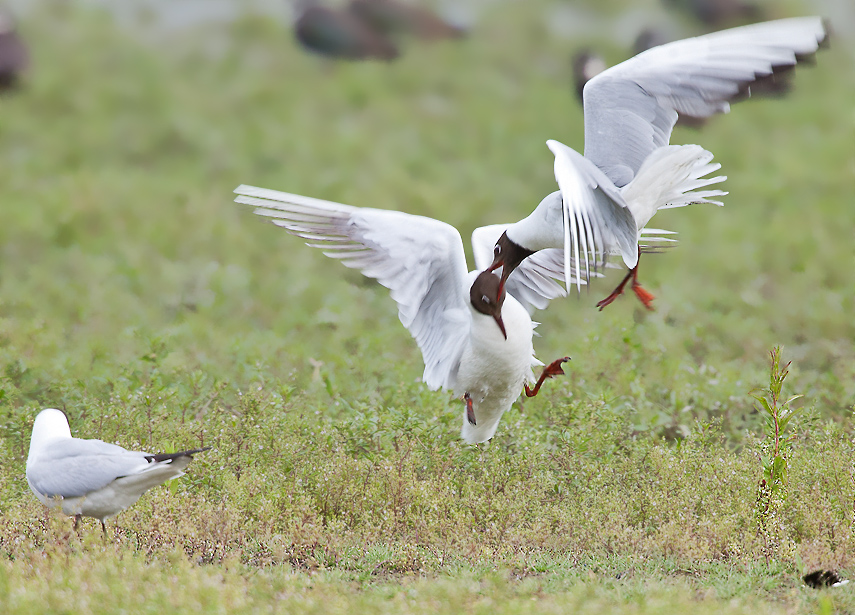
<box><xmin>548</xmin><ymin>139</ymin><xmax>638</xmax><ymax>277</ymax></box>
<box><xmin>546</xmin><ymin>141</ymin><xmax>719</xmax><ymax>272</ymax></box>
<box><xmin>638</xmin><ymin>227</ymin><xmax>679</xmax><ymax>254</ymax></box>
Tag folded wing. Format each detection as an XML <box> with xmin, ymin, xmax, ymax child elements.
<box><xmin>27</xmin><ymin>439</ymin><xmax>151</xmax><ymax>498</ymax></box>
<box><xmin>235</xmin><ymin>185</ymin><xmax>471</xmax><ymax>391</ymax></box>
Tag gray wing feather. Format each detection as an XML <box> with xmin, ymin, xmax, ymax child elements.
<box><xmin>235</xmin><ymin>185</ymin><xmax>471</xmax><ymax>391</ymax></box>
<box><xmin>27</xmin><ymin>439</ymin><xmax>150</xmax><ymax>498</ymax></box>
<box><xmin>583</xmin><ymin>17</ymin><xmax>827</xmax><ymax>187</ymax></box>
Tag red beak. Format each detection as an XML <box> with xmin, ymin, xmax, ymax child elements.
<box><xmin>496</xmin><ymin>276</ymin><xmax>506</xmax><ymax>302</ymax></box>
<box><xmin>493</xmin><ymin>313</ymin><xmax>507</xmax><ymax>340</ymax></box>
<box><xmin>487</xmin><ymin>261</ymin><xmax>508</xmax><ymax>303</ymax></box>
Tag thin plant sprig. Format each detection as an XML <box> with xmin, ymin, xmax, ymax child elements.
<box><xmin>752</xmin><ymin>346</ymin><xmax>803</xmax><ymax>493</ymax></box>
<box><xmin>752</xmin><ymin>346</ymin><xmax>804</xmax><ymax>564</ymax></box>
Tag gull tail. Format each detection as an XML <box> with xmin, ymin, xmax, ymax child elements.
<box><xmin>144</xmin><ymin>447</ymin><xmax>210</xmax><ymax>463</ymax></box>
<box><xmin>639</xmin><ymin>227</ymin><xmax>679</xmax><ymax>254</ymax></box>
<box><xmin>112</xmin><ymin>448</ymin><xmax>210</xmax><ymax>504</ymax></box>
<box><xmin>621</xmin><ymin>144</ymin><xmax>727</xmax><ymax>230</ymax></box>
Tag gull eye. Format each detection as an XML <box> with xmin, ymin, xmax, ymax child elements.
<box><xmin>494</xmin><ymin>245</ymin><xmax>501</xmax><ymax>256</ymax></box>
<box><xmin>482</xmin><ymin>295</ymin><xmax>491</xmax><ymax>304</ymax></box>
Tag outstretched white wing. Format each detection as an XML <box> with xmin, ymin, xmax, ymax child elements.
<box><xmin>583</xmin><ymin>17</ymin><xmax>828</xmax><ymax>187</ymax></box>
<box><xmin>471</xmin><ymin>224</ymin><xmax>575</xmax><ymax>314</ymax></box>
<box><xmin>235</xmin><ymin>185</ymin><xmax>471</xmax><ymax>391</ymax></box>
<box><xmin>547</xmin><ymin>140</ymin><xmax>638</xmax><ymax>291</ymax></box>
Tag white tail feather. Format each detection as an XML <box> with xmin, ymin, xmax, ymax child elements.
<box><xmin>621</xmin><ymin>145</ymin><xmax>727</xmax><ymax>230</ymax></box>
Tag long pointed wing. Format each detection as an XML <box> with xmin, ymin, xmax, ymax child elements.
<box><xmin>583</xmin><ymin>17</ymin><xmax>828</xmax><ymax>187</ymax></box>
<box><xmin>471</xmin><ymin>224</ymin><xmax>574</xmax><ymax>314</ymax></box>
<box><xmin>547</xmin><ymin>140</ymin><xmax>638</xmax><ymax>289</ymax></box>
<box><xmin>234</xmin><ymin>185</ymin><xmax>471</xmax><ymax>391</ymax></box>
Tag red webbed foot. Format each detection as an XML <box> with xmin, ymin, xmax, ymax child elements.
<box><xmin>632</xmin><ymin>282</ymin><xmax>655</xmax><ymax>310</ymax></box>
<box><xmin>524</xmin><ymin>356</ymin><xmax>570</xmax><ymax>398</ymax></box>
<box><xmin>597</xmin><ymin>247</ymin><xmax>657</xmax><ymax>311</ymax></box>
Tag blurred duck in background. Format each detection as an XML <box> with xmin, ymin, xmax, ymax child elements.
<box><xmin>347</xmin><ymin>0</ymin><xmax>466</xmax><ymax>41</ymax></box>
<box><xmin>571</xmin><ymin>49</ymin><xmax>607</xmax><ymax>103</ymax></box>
<box><xmin>0</xmin><ymin>7</ymin><xmax>27</xmax><ymax>92</ymax></box>
<box><xmin>294</xmin><ymin>0</ymin><xmax>400</xmax><ymax>61</ymax></box>
<box><xmin>663</xmin><ymin>0</ymin><xmax>763</xmax><ymax>29</ymax></box>
<box><xmin>631</xmin><ymin>27</ymin><xmax>671</xmax><ymax>55</ymax></box>
<box><xmin>293</xmin><ymin>0</ymin><xmax>464</xmax><ymax>61</ymax></box>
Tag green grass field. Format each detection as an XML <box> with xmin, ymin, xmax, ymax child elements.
<box><xmin>1</xmin><ymin>2</ymin><xmax>854</xmax><ymax>613</ymax></box>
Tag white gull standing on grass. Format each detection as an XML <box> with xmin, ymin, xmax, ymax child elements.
<box><xmin>235</xmin><ymin>185</ymin><xmax>573</xmax><ymax>444</ymax></box>
<box><xmin>488</xmin><ymin>17</ymin><xmax>828</xmax><ymax>310</ymax></box>
<box><xmin>26</xmin><ymin>408</ymin><xmax>208</xmax><ymax>534</ymax></box>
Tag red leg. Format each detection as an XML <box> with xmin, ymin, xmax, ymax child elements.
<box><xmin>463</xmin><ymin>392</ymin><xmax>476</xmax><ymax>425</ymax></box>
<box><xmin>597</xmin><ymin>249</ymin><xmax>655</xmax><ymax>311</ymax></box>
<box><xmin>525</xmin><ymin>357</ymin><xmax>570</xmax><ymax>397</ymax></box>
<box><xmin>596</xmin><ymin>268</ymin><xmax>633</xmax><ymax>311</ymax></box>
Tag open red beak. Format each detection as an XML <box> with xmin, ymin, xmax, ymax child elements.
<box><xmin>493</xmin><ymin>313</ymin><xmax>507</xmax><ymax>340</ymax></box>
<box><xmin>496</xmin><ymin>276</ymin><xmax>507</xmax><ymax>302</ymax></box>
<box><xmin>487</xmin><ymin>261</ymin><xmax>508</xmax><ymax>304</ymax></box>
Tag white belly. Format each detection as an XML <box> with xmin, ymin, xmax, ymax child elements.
<box><xmin>457</xmin><ymin>296</ymin><xmax>537</xmax><ymax>443</ymax></box>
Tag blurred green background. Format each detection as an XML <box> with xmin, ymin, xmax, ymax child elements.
<box><xmin>0</xmin><ymin>0</ymin><xmax>854</xmax><ymax>612</ymax></box>
<box><xmin>1</xmin><ymin>0</ymin><xmax>852</xmax><ymax>436</ymax></box>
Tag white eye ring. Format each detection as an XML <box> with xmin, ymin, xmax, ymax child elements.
<box><xmin>482</xmin><ymin>295</ymin><xmax>490</xmax><ymax>304</ymax></box>
<box><xmin>494</xmin><ymin>245</ymin><xmax>501</xmax><ymax>255</ymax></box>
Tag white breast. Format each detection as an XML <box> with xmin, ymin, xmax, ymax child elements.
<box><xmin>457</xmin><ymin>294</ymin><xmax>537</xmax><ymax>444</ymax></box>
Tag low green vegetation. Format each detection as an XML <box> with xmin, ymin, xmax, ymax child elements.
<box><xmin>1</xmin><ymin>2</ymin><xmax>854</xmax><ymax>613</ymax></box>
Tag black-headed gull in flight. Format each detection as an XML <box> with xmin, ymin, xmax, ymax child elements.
<box><xmin>235</xmin><ymin>185</ymin><xmax>573</xmax><ymax>444</ymax></box>
<box><xmin>26</xmin><ymin>408</ymin><xmax>208</xmax><ymax>534</ymax></box>
<box><xmin>488</xmin><ymin>17</ymin><xmax>828</xmax><ymax>310</ymax></box>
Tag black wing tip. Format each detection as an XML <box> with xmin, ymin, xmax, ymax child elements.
<box><xmin>729</xmin><ymin>18</ymin><xmax>831</xmax><ymax>103</ymax></box>
<box><xmin>144</xmin><ymin>446</ymin><xmax>211</xmax><ymax>463</ymax></box>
